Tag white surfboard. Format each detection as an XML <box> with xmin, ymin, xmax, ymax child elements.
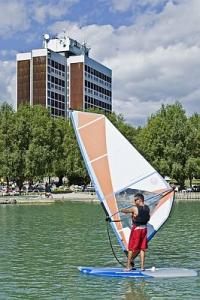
<box><xmin>78</xmin><ymin>266</ymin><xmax>198</xmax><ymax>278</ymax></box>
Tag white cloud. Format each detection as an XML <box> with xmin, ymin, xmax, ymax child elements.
<box><xmin>110</xmin><ymin>0</ymin><xmax>133</xmax><ymax>12</ymax></box>
<box><xmin>0</xmin><ymin>49</ymin><xmax>17</xmax><ymax>57</ymax></box>
<box><xmin>0</xmin><ymin>0</ymin><xmax>29</xmax><ymax>37</ymax></box>
<box><xmin>109</xmin><ymin>0</ymin><xmax>168</xmax><ymax>13</ymax></box>
<box><xmin>0</xmin><ymin>60</ymin><xmax>16</xmax><ymax>108</ymax></box>
<box><xmin>48</xmin><ymin>1</ymin><xmax>200</xmax><ymax>125</ymax></box>
<box><xmin>0</xmin><ymin>0</ymin><xmax>78</xmax><ymax>37</ymax></box>
<box><xmin>33</xmin><ymin>0</ymin><xmax>79</xmax><ymax>24</ymax></box>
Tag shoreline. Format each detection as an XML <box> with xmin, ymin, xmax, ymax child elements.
<box><xmin>0</xmin><ymin>192</ymin><xmax>98</xmax><ymax>204</ymax></box>
<box><xmin>0</xmin><ymin>192</ymin><xmax>200</xmax><ymax>204</ymax></box>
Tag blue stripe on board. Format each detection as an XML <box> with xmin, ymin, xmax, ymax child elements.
<box><xmin>78</xmin><ymin>267</ymin><xmax>153</xmax><ymax>278</ymax></box>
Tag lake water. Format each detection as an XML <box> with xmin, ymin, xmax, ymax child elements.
<box><xmin>0</xmin><ymin>200</ymin><xmax>199</xmax><ymax>300</ymax></box>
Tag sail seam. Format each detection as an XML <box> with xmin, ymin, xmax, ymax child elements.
<box><xmin>90</xmin><ymin>153</ymin><xmax>107</xmax><ymax>163</ymax></box>
<box><xmin>78</xmin><ymin>115</ymin><xmax>104</xmax><ymax>130</ymax></box>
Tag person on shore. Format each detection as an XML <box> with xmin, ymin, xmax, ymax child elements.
<box><xmin>121</xmin><ymin>193</ymin><xmax>150</xmax><ymax>271</ymax></box>
<box><xmin>45</xmin><ymin>182</ymin><xmax>53</xmax><ymax>198</ymax></box>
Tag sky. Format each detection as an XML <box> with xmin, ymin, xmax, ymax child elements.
<box><xmin>0</xmin><ymin>0</ymin><xmax>200</xmax><ymax>126</ymax></box>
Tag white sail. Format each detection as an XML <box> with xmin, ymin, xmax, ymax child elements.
<box><xmin>70</xmin><ymin>111</ymin><xmax>175</xmax><ymax>252</ymax></box>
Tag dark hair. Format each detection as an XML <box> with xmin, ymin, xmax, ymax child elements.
<box><xmin>134</xmin><ymin>193</ymin><xmax>144</xmax><ymax>201</ymax></box>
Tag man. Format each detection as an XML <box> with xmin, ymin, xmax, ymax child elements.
<box><xmin>121</xmin><ymin>193</ymin><xmax>150</xmax><ymax>271</ymax></box>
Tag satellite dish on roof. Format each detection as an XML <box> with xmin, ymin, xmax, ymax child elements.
<box><xmin>44</xmin><ymin>33</ymin><xmax>50</xmax><ymax>41</ymax></box>
<box><xmin>43</xmin><ymin>33</ymin><xmax>50</xmax><ymax>48</ymax></box>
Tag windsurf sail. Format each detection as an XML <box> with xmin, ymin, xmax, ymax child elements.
<box><xmin>70</xmin><ymin>111</ymin><xmax>175</xmax><ymax>253</ymax></box>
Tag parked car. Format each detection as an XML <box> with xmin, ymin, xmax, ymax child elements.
<box><xmin>186</xmin><ymin>187</ymin><xmax>193</xmax><ymax>192</ymax></box>
<box><xmin>85</xmin><ymin>185</ymin><xmax>96</xmax><ymax>193</ymax></box>
<box><xmin>192</xmin><ymin>185</ymin><xmax>200</xmax><ymax>192</ymax></box>
<box><xmin>33</xmin><ymin>184</ymin><xmax>45</xmax><ymax>193</ymax></box>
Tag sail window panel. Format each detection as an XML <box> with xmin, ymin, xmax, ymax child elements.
<box><xmin>148</xmin><ymin>192</ymin><xmax>174</xmax><ymax>229</ymax></box>
<box><xmin>105</xmin><ymin>118</ymin><xmax>168</xmax><ymax>193</ymax></box>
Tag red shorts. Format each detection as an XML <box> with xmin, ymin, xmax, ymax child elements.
<box><xmin>128</xmin><ymin>226</ymin><xmax>148</xmax><ymax>252</ymax></box>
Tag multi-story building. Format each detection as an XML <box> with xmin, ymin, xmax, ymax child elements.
<box><xmin>16</xmin><ymin>35</ymin><xmax>112</xmax><ymax>117</ymax></box>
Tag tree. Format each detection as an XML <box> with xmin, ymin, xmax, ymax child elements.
<box><xmin>0</xmin><ymin>103</ymin><xmax>15</xmax><ymax>188</ymax></box>
<box><xmin>136</xmin><ymin>102</ymin><xmax>189</xmax><ymax>188</ymax></box>
<box><xmin>9</xmin><ymin>105</ymin><xmax>35</xmax><ymax>192</ymax></box>
<box><xmin>64</xmin><ymin>121</ymin><xmax>89</xmax><ymax>185</ymax></box>
<box><xmin>185</xmin><ymin>157</ymin><xmax>200</xmax><ymax>187</ymax></box>
<box><xmin>184</xmin><ymin>113</ymin><xmax>200</xmax><ymax>186</ymax></box>
<box><xmin>52</xmin><ymin>117</ymin><xmax>70</xmax><ymax>186</ymax></box>
<box><xmin>25</xmin><ymin>105</ymin><xmax>56</xmax><ymax>182</ymax></box>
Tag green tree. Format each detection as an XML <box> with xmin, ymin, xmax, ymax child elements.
<box><xmin>0</xmin><ymin>103</ymin><xmax>14</xmax><ymax>187</ymax></box>
<box><xmin>10</xmin><ymin>105</ymin><xmax>35</xmax><ymax>192</ymax></box>
<box><xmin>52</xmin><ymin>117</ymin><xmax>70</xmax><ymax>186</ymax></box>
<box><xmin>25</xmin><ymin>105</ymin><xmax>56</xmax><ymax>182</ymax></box>
<box><xmin>64</xmin><ymin>121</ymin><xmax>89</xmax><ymax>186</ymax></box>
<box><xmin>185</xmin><ymin>157</ymin><xmax>200</xmax><ymax>187</ymax></box>
<box><xmin>185</xmin><ymin>113</ymin><xmax>200</xmax><ymax>186</ymax></box>
<box><xmin>0</xmin><ymin>103</ymin><xmax>15</xmax><ymax>188</ymax></box>
<box><xmin>136</xmin><ymin>102</ymin><xmax>189</xmax><ymax>188</ymax></box>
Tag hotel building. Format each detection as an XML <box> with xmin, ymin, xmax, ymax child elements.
<box><xmin>16</xmin><ymin>35</ymin><xmax>112</xmax><ymax>117</ymax></box>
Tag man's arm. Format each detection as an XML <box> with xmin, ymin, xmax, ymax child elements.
<box><xmin>120</xmin><ymin>206</ymin><xmax>137</xmax><ymax>215</ymax></box>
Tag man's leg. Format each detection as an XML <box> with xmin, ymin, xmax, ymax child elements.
<box><xmin>126</xmin><ymin>250</ymin><xmax>139</xmax><ymax>270</ymax></box>
<box><xmin>126</xmin><ymin>250</ymin><xmax>133</xmax><ymax>270</ymax></box>
<box><xmin>130</xmin><ymin>250</ymin><xmax>139</xmax><ymax>267</ymax></box>
<box><xmin>140</xmin><ymin>228</ymin><xmax>148</xmax><ymax>270</ymax></box>
<box><xmin>140</xmin><ymin>250</ymin><xmax>145</xmax><ymax>270</ymax></box>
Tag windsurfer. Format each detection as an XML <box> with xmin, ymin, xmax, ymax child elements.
<box><xmin>121</xmin><ymin>193</ymin><xmax>150</xmax><ymax>271</ymax></box>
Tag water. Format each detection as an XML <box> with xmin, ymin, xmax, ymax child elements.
<box><xmin>0</xmin><ymin>201</ymin><xmax>199</xmax><ymax>299</ymax></box>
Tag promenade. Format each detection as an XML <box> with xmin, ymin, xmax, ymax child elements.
<box><xmin>0</xmin><ymin>192</ymin><xmax>98</xmax><ymax>204</ymax></box>
<box><xmin>175</xmin><ymin>191</ymin><xmax>200</xmax><ymax>200</ymax></box>
<box><xmin>0</xmin><ymin>191</ymin><xmax>200</xmax><ymax>204</ymax></box>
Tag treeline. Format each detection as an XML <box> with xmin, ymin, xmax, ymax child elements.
<box><xmin>136</xmin><ymin>103</ymin><xmax>200</xmax><ymax>188</ymax></box>
<box><xmin>0</xmin><ymin>102</ymin><xmax>199</xmax><ymax>191</ymax></box>
<box><xmin>0</xmin><ymin>103</ymin><xmax>88</xmax><ymax>192</ymax></box>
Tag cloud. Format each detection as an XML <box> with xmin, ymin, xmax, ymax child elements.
<box><xmin>0</xmin><ymin>0</ymin><xmax>78</xmax><ymax>37</ymax></box>
<box><xmin>109</xmin><ymin>0</ymin><xmax>133</xmax><ymax>12</ymax></box>
<box><xmin>108</xmin><ymin>0</ymin><xmax>168</xmax><ymax>13</ymax></box>
<box><xmin>0</xmin><ymin>60</ymin><xmax>16</xmax><ymax>108</ymax></box>
<box><xmin>32</xmin><ymin>0</ymin><xmax>79</xmax><ymax>24</ymax></box>
<box><xmin>0</xmin><ymin>0</ymin><xmax>30</xmax><ymax>37</ymax></box>
<box><xmin>48</xmin><ymin>1</ymin><xmax>200</xmax><ymax>125</ymax></box>
<box><xmin>0</xmin><ymin>49</ymin><xmax>17</xmax><ymax>58</ymax></box>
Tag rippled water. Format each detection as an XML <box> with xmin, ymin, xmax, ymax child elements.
<box><xmin>0</xmin><ymin>201</ymin><xmax>199</xmax><ymax>299</ymax></box>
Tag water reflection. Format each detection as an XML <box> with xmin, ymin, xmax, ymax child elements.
<box><xmin>123</xmin><ymin>281</ymin><xmax>150</xmax><ymax>300</ymax></box>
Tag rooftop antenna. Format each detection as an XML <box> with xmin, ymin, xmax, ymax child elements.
<box><xmin>63</xmin><ymin>29</ymin><xmax>67</xmax><ymax>39</ymax></box>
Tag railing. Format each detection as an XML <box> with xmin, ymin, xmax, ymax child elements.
<box><xmin>175</xmin><ymin>192</ymin><xmax>200</xmax><ymax>200</ymax></box>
